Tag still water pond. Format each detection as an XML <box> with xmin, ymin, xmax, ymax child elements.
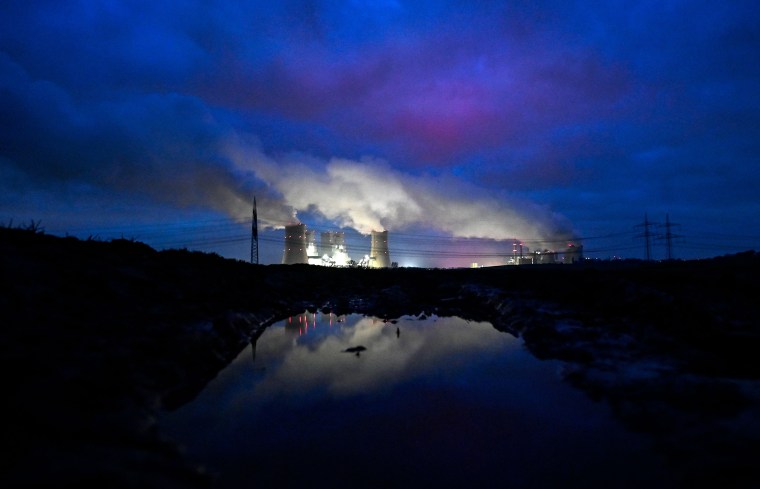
<box><xmin>161</xmin><ymin>313</ymin><xmax>671</xmax><ymax>488</ymax></box>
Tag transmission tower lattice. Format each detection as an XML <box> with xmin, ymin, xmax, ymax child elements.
<box><xmin>251</xmin><ymin>196</ymin><xmax>259</xmax><ymax>265</ymax></box>
<box><xmin>662</xmin><ymin>213</ymin><xmax>681</xmax><ymax>260</ymax></box>
<box><xmin>635</xmin><ymin>213</ymin><xmax>656</xmax><ymax>261</ymax></box>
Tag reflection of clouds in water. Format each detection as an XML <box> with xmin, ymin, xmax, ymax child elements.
<box><xmin>256</xmin><ymin>326</ymin><xmax>297</xmax><ymax>356</ymax></box>
<box><xmin>254</xmin><ymin>316</ymin><xmax>515</xmax><ymax>397</ymax></box>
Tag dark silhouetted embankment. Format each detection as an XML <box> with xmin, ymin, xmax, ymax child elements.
<box><xmin>2</xmin><ymin>227</ymin><xmax>759</xmax><ymax>488</ymax></box>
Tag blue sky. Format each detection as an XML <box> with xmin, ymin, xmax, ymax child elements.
<box><xmin>2</xmin><ymin>1</ymin><xmax>759</xmax><ymax>266</ymax></box>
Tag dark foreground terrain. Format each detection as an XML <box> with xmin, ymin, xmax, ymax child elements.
<box><xmin>2</xmin><ymin>227</ymin><xmax>759</xmax><ymax>488</ymax></box>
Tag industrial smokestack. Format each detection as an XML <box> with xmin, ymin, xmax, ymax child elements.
<box><xmin>369</xmin><ymin>230</ymin><xmax>390</xmax><ymax>268</ymax></box>
<box><xmin>282</xmin><ymin>223</ymin><xmax>308</xmax><ymax>264</ymax></box>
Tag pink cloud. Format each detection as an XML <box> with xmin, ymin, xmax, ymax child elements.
<box><xmin>192</xmin><ymin>19</ymin><xmax>633</xmax><ymax>166</ymax></box>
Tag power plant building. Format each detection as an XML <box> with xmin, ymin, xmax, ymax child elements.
<box><xmin>280</xmin><ymin>217</ymin><xmax>581</xmax><ymax>268</ymax></box>
<box><xmin>305</xmin><ymin>230</ymin><xmax>321</xmax><ymax>264</ymax></box>
<box><xmin>282</xmin><ymin>223</ymin><xmax>575</xmax><ymax>268</ymax></box>
<box><xmin>305</xmin><ymin>230</ymin><xmax>317</xmax><ymax>248</ymax></box>
<box><xmin>281</xmin><ymin>225</ymin><xmax>391</xmax><ymax>267</ymax></box>
<box><xmin>564</xmin><ymin>244</ymin><xmax>584</xmax><ymax>264</ymax></box>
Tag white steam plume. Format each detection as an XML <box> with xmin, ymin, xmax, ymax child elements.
<box><xmin>223</xmin><ymin>139</ymin><xmax>574</xmax><ymax>247</ymax></box>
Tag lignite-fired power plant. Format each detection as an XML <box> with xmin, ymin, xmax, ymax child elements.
<box><xmin>282</xmin><ymin>224</ymin><xmax>390</xmax><ymax>267</ymax></box>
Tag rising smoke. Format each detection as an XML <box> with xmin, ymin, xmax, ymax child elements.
<box><xmin>223</xmin><ymin>137</ymin><xmax>575</xmax><ymax>248</ymax></box>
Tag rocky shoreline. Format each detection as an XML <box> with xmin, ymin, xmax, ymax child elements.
<box><xmin>2</xmin><ymin>227</ymin><xmax>759</xmax><ymax>488</ymax></box>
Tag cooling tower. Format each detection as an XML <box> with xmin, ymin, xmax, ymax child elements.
<box><xmin>282</xmin><ymin>223</ymin><xmax>308</xmax><ymax>264</ymax></box>
<box><xmin>369</xmin><ymin>230</ymin><xmax>390</xmax><ymax>268</ymax></box>
<box><xmin>320</xmin><ymin>231</ymin><xmax>335</xmax><ymax>256</ymax></box>
<box><xmin>320</xmin><ymin>231</ymin><xmax>346</xmax><ymax>255</ymax></box>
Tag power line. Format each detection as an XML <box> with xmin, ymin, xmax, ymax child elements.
<box><xmin>40</xmin><ymin>213</ymin><xmax>759</xmax><ymax>263</ymax></box>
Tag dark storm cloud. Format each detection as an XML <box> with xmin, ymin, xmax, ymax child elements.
<box><xmin>0</xmin><ymin>51</ymin><xmax>290</xmax><ymax>225</ymax></box>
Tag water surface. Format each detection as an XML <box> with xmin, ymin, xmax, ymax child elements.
<box><xmin>161</xmin><ymin>313</ymin><xmax>672</xmax><ymax>488</ymax></box>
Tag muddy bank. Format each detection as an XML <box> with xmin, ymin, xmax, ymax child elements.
<box><xmin>2</xmin><ymin>227</ymin><xmax>760</xmax><ymax>487</ymax></box>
